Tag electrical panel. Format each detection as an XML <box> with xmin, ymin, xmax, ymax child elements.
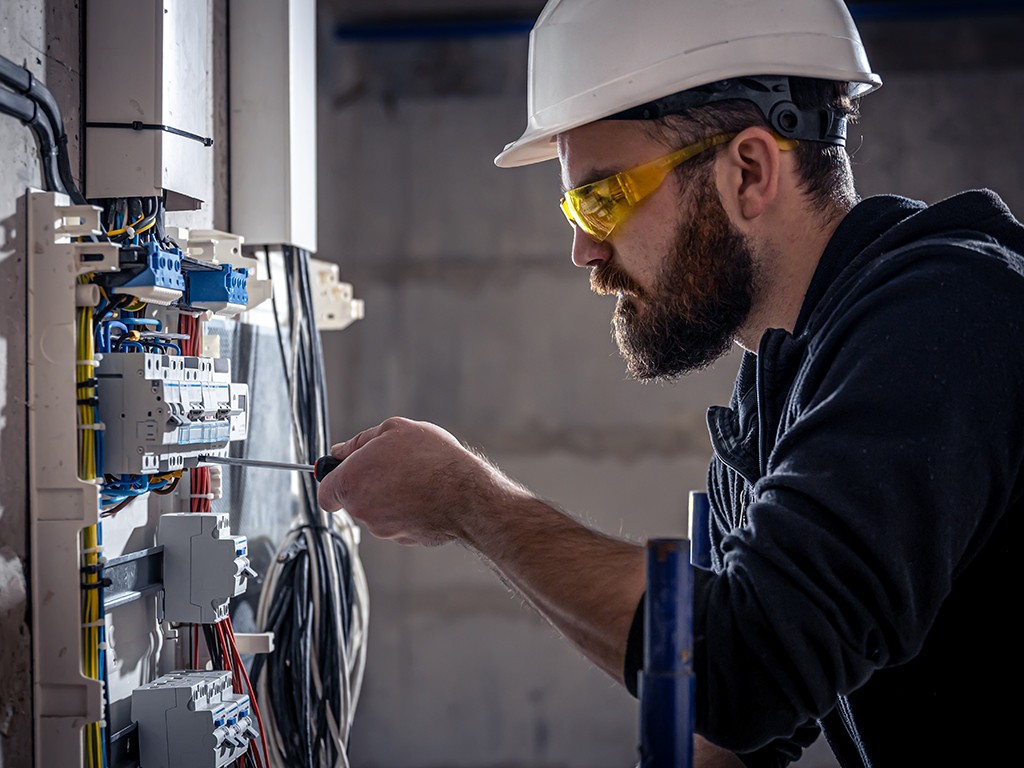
<box><xmin>13</xmin><ymin>2</ymin><xmax>369</xmax><ymax>766</ymax></box>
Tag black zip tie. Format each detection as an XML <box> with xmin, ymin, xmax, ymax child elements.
<box><xmin>80</xmin><ymin>563</ymin><xmax>105</xmax><ymax>574</ymax></box>
<box><xmin>77</xmin><ymin>378</ymin><xmax>98</xmax><ymax>389</ymax></box>
<box><xmin>81</xmin><ymin>578</ymin><xmax>112</xmax><ymax>590</ymax></box>
<box><xmin>86</xmin><ymin>120</ymin><xmax>214</xmax><ymax>147</ymax></box>
<box><xmin>77</xmin><ymin>397</ymin><xmax>99</xmax><ymax>406</ymax></box>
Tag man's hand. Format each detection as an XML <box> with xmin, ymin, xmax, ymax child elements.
<box><xmin>317</xmin><ymin>416</ymin><xmax>522</xmax><ymax>546</ymax></box>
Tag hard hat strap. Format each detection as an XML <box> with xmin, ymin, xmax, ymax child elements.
<box><xmin>606</xmin><ymin>75</ymin><xmax>848</xmax><ymax>147</ymax></box>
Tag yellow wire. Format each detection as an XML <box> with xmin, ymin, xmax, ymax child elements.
<box><xmin>81</xmin><ymin>524</ymin><xmax>102</xmax><ymax>767</ymax></box>
<box><xmin>135</xmin><ymin>219</ymin><xmax>156</xmax><ymax>235</ymax></box>
<box><xmin>76</xmin><ymin>285</ymin><xmax>97</xmax><ymax>481</ymax></box>
<box><xmin>104</xmin><ymin>212</ymin><xmax>146</xmax><ymax>238</ymax></box>
<box><xmin>78</xmin><ymin>276</ymin><xmax>103</xmax><ymax>767</ymax></box>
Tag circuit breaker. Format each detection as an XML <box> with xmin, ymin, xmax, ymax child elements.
<box><xmin>96</xmin><ymin>353</ymin><xmax>248</xmax><ymax>475</ymax></box>
<box><xmin>159</xmin><ymin>513</ymin><xmax>255</xmax><ymax>624</ymax></box>
<box><xmin>131</xmin><ymin>670</ymin><xmax>258</xmax><ymax>768</ymax></box>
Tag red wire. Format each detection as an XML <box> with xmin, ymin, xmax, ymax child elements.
<box><xmin>226</xmin><ymin>617</ymin><xmax>270</xmax><ymax>768</ymax></box>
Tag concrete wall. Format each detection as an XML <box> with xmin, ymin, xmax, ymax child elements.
<box><xmin>316</xmin><ymin>5</ymin><xmax>1024</xmax><ymax>768</ymax></box>
<box><xmin>0</xmin><ymin>2</ymin><xmax>81</xmax><ymax>764</ymax></box>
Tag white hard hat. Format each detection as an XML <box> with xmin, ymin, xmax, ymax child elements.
<box><xmin>495</xmin><ymin>0</ymin><xmax>882</xmax><ymax>168</ymax></box>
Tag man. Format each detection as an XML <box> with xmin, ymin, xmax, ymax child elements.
<box><xmin>318</xmin><ymin>1</ymin><xmax>1024</xmax><ymax>765</ymax></box>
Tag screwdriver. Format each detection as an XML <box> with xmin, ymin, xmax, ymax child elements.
<box><xmin>198</xmin><ymin>454</ymin><xmax>342</xmax><ymax>482</ymax></box>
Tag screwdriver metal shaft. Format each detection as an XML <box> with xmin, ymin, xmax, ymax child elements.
<box><xmin>198</xmin><ymin>454</ymin><xmax>342</xmax><ymax>482</ymax></box>
<box><xmin>200</xmin><ymin>455</ymin><xmax>314</xmax><ymax>472</ymax></box>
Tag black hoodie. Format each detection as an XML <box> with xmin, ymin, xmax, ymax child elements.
<box><xmin>627</xmin><ymin>189</ymin><xmax>1024</xmax><ymax>767</ymax></box>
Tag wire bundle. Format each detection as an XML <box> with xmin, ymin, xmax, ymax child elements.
<box><xmin>77</xmin><ymin>283</ymin><xmax>101</xmax><ymax>481</ymax></box>
<box><xmin>0</xmin><ymin>52</ymin><xmax>87</xmax><ymax>204</ymax></box>
<box><xmin>81</xmin><ymin>523</ymin><xmax>107</xmax><ymax>768</ymax></box>
<box><xmin>252</xmin><ymin>247</ymin><xmax>369</xmax><ymax>767</ymax></box>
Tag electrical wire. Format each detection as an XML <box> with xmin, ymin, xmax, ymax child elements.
<box><xmin>252</xmin><ymin>247</ymin><xmax>369</xmax><ymax>768</ymax></box>
<box><xmin>1</xmin><ymin>52</ymin><xmax>88</xmax><ymax>204</ymax></box>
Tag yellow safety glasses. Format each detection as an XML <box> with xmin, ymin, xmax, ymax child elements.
<box><xmin>559</xmin><ymin>132</ymin><xmax>797</xmax><ymax>242</ymax></box>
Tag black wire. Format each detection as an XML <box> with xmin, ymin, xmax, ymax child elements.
<box><xmin>0</xmin><ymin>53</ymin><xmax>87</xmax><ymax>205</ymax></box>
<box><xmin>251</xmin><ymin>245</ymin><xmax>357</xmax><ymax>767</ymax></box>
<box><xmin>203</xmin><ymin>624</ymin><xmax>223</xmax><ymax>670</ymax></box>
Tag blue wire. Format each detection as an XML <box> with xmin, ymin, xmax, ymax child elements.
<box><xmin>149</xmin><ymin>341</ymin><xmax>182</xmax><ymax>355</ymax></box>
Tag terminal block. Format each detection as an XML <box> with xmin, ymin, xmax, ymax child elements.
<box><xmin>96</xmin><ymin>353</ymin><xmax>248</xmax><ymax>475</ymax></box>
<box><xmin>132</xmin><ymin>670</ymin><xmax>258</xmax><ymax>768</ymax></box>
<box><xmin>186</xmin><ymin>263</ymin><xmax>249</xmax><ymax>316</ymax></box>
<box><xmin>106</xmin><ymin>241</ymin><xmax>187</xmax><ymax>305</ymax></box>
<box><xmin>159</xmin><ymin>513</ymin><xmax>255</xmax><ymax>624</ymax></box>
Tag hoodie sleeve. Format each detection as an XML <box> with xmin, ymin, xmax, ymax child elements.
<box><xmin>694</xmin><ymin>237</ymin><xmax>1024</xmax><ymax>752</ymax></box>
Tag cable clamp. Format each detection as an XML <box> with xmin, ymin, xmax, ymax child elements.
<box><xmin>81</xmin><ymin>578</ymin><xmax>112</xmax><ymax>590</ymax></box>
<box><xmin>76</xmin><ymin>359</ymin><xmax>100</xmax><ymax>367</ymax></box>
<box><xmin>78</xmin><ymin>422</ymin><xmax>106</xmax><ymax>431</ymax></box>
<box><xmin>81</xmin><ymin>619</ymin><xmax>106</xmax><ymax>628</ymax></box>
<box><xmin>189</xmin><ymin>493</ymin><xmax>215</xmax><ymax>500</ymax></box>
<box><xmin>82</xmin><ymin>546</ymin><xmax>105</xmax><ymax>555</ymax></box>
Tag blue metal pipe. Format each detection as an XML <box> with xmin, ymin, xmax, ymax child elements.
<box><xmin>848</xmin><ymin>1</ymin><xmax>1023</xmax><ymax>20</ymax></box>
<box><xmin>334</xmin><ymin>18</ymin><xmax>534</xmax><ymax>43</ymax></box>
<box><xmin>639</xmin><ymin>538</ymin><xmax>694</xmax><ymax>768</ymax></box>
<box><xmin>688</xmin><ymin>491</ymin><xmax>712</xmax><ymax>571</ymax></box>
<box><xmin>333</xmin><ymin>4</ymin><xmax>1023</xmax><ymax>44</ymax></box>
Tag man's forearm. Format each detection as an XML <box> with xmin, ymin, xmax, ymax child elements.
<box><xmin>456</xmin><ymin>488</ymin><xmax>646</xmax><ymax>685</ymax></box>
<box><xmin>316</xmin><ymin>416</ymin><xmax>647</xmax><ymax>684</ymax></box>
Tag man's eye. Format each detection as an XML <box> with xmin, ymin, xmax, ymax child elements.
<box><xmin>580</xmin><ymin>192</ymin><xmax>617</xmax><ymax>216</ymax></box>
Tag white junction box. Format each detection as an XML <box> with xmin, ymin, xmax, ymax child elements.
<box><xmin>132</xmin><ymin>670</ymin><xmax>258</xmax><ymax>768</ymax></box>
<box><xmin>309</xmin><ymin>257</ymin><xmax>364</xmax><ymax>330</ymax></box>
<box><xmin>159</xmin><ymin>513</ymin><xmax>255</xmax><ymax>624</ymax></box>
<box><xmin>96</xmin><ymin>353</ymin><xmax>248</xmax><ymax>475</ymax></box>
<box><xmin>85</xmin><ymin>0</ymin><xmax>213</xmax><ymax>208</ymax></box>
<box><xmin>229</xmin><ymin>0</ymin><xmax>317</xmax><ymax>249</ymax></box>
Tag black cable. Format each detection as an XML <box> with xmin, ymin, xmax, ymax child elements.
<box><xmin>0</xmin><ymin>89</ymin><xmax>65</xmax><ymax>195</ymax></box>
<box><xmin>252</xmin><ymin>245</ymin><xmax>358</xmax><ymax>766</ymax></box>
<box><xmin>0</xmin><ymin>87</ymin><xmax>34</xmax><ymax>122</ymax></box>
<box><xmin>0</xmin><ymin>52</ymin><xmax>87</xmax><ymax>204</ymax></box>
<box><xmin>0</xmin><ymin>54</ymin><xmax>31</xmax><ymax>92</ymax></box>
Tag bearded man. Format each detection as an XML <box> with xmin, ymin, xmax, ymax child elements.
<box><xmin>318</xmin><ymin>1</ymin><xmax>1024</xmax><ymax>765</ymax></box>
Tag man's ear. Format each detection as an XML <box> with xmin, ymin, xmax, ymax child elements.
<box><xmin>715</xmin><ymin>126</ymin><xmax>784</xmax><ymax>224</ymax></box>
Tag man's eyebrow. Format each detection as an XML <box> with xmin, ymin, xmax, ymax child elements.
<box><xmin>559</xmin><ymin>167</ymin><xmax>619</xmax><ymax>195</ymax></box>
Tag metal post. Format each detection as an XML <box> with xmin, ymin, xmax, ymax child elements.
<box><xmin>689</xmin><ymin>490</ymin><xmax>712</xmax><ymax>571</ymax></box>
<box><xmin>638</xmin><ymin>538</ymin><xmax>694</xmax><ymax>768</ymax></box>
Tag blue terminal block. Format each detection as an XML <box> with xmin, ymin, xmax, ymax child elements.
<box><xmin>113</xmin><ymin>241</ymin><xmax>186</xmax><ymax>305</ymax></box>
<box><xmin>639</xmin><ymin>538</ymin><xmax>695</xmax><ymax>768</ymax></box>
<box><xmin>187</xmin><ymin>264</ymin><xmax>249</xmax><ymax>315</ymax></box>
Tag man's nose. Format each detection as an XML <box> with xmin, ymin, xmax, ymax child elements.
<box><xmin>571</xmin><ymin>227</ymin><xmax>612</xmax><ymax>268</ymax></box>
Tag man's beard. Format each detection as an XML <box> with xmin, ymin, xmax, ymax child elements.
<box><xmin>591</xmin><ymin>177</ymin><xmax>757</xmax><ymax>381</ymax></box>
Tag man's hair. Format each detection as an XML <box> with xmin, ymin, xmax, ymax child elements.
<box><xmin>645</xmin><ymin>77</ymin><xmax>861</xmax><ymax>219</ymax></box>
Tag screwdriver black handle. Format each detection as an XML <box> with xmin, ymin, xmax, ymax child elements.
<box><xmin>313</xmin><ymin>455</ymin><xmax>342</xmax><ymax>482</ymax></box>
